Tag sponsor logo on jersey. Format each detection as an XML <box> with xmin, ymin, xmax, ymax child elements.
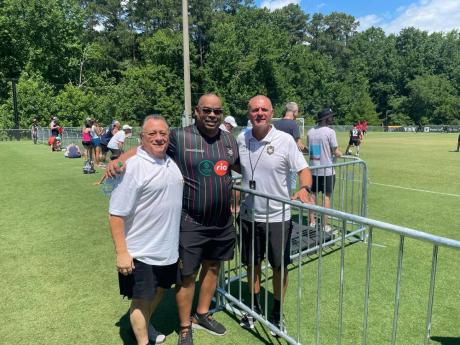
<box><xmin>214</xmin><ymin>160</ymin><xmax>229</xmax><ymax>176</ymax></box>
<box><xmin>185</xmin><ymin>148</ymin><xmax>205</xmax><ymax>153</ymax></box>
<box><xmin>199</xmin><ymin>160</ymin><xmax>214</xmax><ymax>176</ymax></box>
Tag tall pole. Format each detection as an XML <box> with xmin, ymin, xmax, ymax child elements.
<box><xmin>182</xmin><ymin>0</ymin><xmax>192</xmax><ymax>127</ymax></box>
<box><xmin>12</xmin><ymin>79</ymin><xmax>19</xmax><ymax>129</ymax></box>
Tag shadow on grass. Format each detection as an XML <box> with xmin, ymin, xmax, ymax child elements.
<box><xmin>430</xmin><ymin>336</ymin><xmax>460</xmax><ymax>345</ymax></box>
<box><xmin>115</xmin><ymin>288</ymin><xmax>179</xmax><ymax>345</ymax></box>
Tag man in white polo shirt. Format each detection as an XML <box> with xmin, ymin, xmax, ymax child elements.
<box><xmin>108</xmin><ymin>124</ymin><xmax>132</xmax><ymax>160</ymax></box>
<box><xmin>237</xmin><ymin>95</ymin><xmax>312</xmax><ymax>335</ymax></box>
<box><xmin>109</xmin><ymin>115</ymin><xmax>183</xmax><ymax>345</ymax></box>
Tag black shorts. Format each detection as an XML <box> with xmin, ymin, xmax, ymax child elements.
<box><xmin>118</xmin><ymin>259</ymin><xmax>178</xmax><ymax>300</ymax></box>
<box><xmin>312</xmin><ymin>175</ymin><xmax>336</xmax><ymax>194</ymax></box>
<box><xmin>239</xmin><ymin>219</ymin><xmax>292</xmax><ymax>269</ymax></box>
<box><xmin>100</xmin><ymin>143</ymin><xmax>109</xmax><ymax>153</ymax></box>
<box><xmin>110</xmin><ymin>148</ymin><xmax>122</xmax><ymax>160</ymax></box>
<box><xmin>179</xmin><ymin>223</ymin><xmax>236</xmax><ymax>277</ymax></box>
<box><xmin>348</xmin><ymin>138</ymin><xmax>361</xmax><ymax>146</ymax></box>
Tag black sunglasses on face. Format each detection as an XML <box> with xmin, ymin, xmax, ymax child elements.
<box><xmin>200</xmin><ymin>107</ymin><xmax>223</xmax><ymax>115</ymax></box>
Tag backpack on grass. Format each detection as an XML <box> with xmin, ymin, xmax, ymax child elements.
<box><xmin>83</xmin><ymin>160</ymin><xmax>95</xmax><ymax>174</ymax></box>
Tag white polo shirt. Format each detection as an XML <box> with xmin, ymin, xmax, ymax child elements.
<box><xmin>237</xmin><ymin>126</ymin><xmax>308</xmax><ymax>222</ymax></box>
<box><xmin>109</xmin><ymin>146</ymin><xmax>183</xmax><ymax>266</ymax></box>
<box><xmin>107</xmin><ymin>130</ymin><xmax>126</xmax><ymax>150</ymax></box>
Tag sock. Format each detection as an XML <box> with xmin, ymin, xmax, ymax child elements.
<box><xmin>254</xmin><ymin>292</ymin><xmax>262</xmax><ymax>311</ymax></box>
<box><xmin>272</xmin><ymin>298</ymin><xmax>281</xmax><ymax>317</ymax></box>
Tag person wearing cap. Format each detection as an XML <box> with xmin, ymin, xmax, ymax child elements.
<box><xmin>273</xmin><ymin>102</ymin><xmax>305</xmax><ymax>151</ymax></box>
<box><xmin>219</xmin><ymin>115</ymin><xmax>238</xmax><ymax>133</ymax></box>
<box><xmin>306</xmin><ymin>108</ymin><xmax>342</xmax><ymax>234</ymax></box>
<box><xmin>107</xmin><ymin>124</ymin><xmax>132</xmax><ymax>160</ymax></box>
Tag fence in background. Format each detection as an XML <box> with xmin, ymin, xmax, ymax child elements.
<box><xmin>217</xmin><ymin>185</ymin><xmax>460</xmax><ymax>345</ymax></box>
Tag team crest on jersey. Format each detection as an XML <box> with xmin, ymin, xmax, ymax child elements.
<box><xmin>226</xmin><ymin>146</ymin><xmax>233</xmax><ymax>157</ymax></box>
<box><xmin>199</xmin><ymin>160</ymin><xmax>214</xmax><ymax>176</ymax></box>
<box><xmin>267</xmin><ymin>145</ymin><xmax>274</xmax><ymax>155</ymax></box>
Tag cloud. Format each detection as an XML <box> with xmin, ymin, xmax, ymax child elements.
<box><xmin>358</xmin><ymin>0</ymin><xmax>460</xmax><ymax>34</ymax></box>
<box><xmin>260</xmin><ymin>0</ymin><xmax>300</xmax><ymax>11</ymax></box>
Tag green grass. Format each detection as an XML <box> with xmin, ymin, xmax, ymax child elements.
<box><xmin>0</xmin><ymin>134</ymin><xmax>459</xmax><ymax>345</ymax></box>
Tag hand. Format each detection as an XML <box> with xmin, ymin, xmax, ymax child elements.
<box><xmin>291</xmin><ymin>188</ymin><xmax>313</xmax><ymax>204</ymax></box>
<box><xmin>116</xmin><ymin>252</ymin><xmax>135</xmax><ymax>276</ymax></box>
<box><xmin>105</xmin><ymin>159</ymin><xmax>126</xmax><ymax>178</ymax></box>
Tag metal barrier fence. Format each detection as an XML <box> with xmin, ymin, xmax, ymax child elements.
<box><xmin>215</xmin><ymin>183</ymin><xmax>459</xmax><ymax>344</ymax></box>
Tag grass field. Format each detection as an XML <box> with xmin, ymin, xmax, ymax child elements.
<box><xmin>0</xmin><ymin>132</ymin><xmax>459</xmax><ymax>345</ymax></box>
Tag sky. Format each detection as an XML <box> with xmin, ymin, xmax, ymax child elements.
<box><xmin>255</xmin><ymin>0</ymin><xmax>460</xmax><ymax>34</ymax></box>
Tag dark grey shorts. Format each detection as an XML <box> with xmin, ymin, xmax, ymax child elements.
<box><xmin>239</xmin><ymin>219</ymin><xmax>292</xmax><ymax>269</ymax></box>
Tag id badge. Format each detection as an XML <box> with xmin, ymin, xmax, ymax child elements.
<box><xmin>249</xmin><ymin>180</ymin><xmax>256</xmax><ymax>190</ymax></box>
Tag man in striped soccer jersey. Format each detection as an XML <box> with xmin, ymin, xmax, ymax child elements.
<box><xmin>106</xmin><ymin>94</ymin><xmax>240</xmax><ymax>345</ymax></box>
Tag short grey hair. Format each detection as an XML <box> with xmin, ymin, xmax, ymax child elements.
<box><xmin>284</xmin><ymin>102</ymin><xmax>299</xmax><ymax>114</ymax></box>
<box><xmin>142</xmin><ymin>115</ymin><xmax>169</xmax><ymax>132</ymax></box>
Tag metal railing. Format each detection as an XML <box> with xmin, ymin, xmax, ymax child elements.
<box><xmin>215</xmin><ymin>182</ymin><xmax>459</xmax><ymax>345</ymax></box>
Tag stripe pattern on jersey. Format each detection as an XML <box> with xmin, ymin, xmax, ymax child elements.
<box><xmin>168</xmin><ymin>125</ymin><xmax>239</xmax><ymax>228</ymax></box>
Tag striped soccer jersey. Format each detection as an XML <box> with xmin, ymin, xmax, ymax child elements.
<box><xmin>167</xmin><ymin>125</ymin><xmax>239</xmax><ymax>228</ymax></box>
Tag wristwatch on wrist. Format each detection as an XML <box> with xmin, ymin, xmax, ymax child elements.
<box><xmin>301</xmin><ymin>185</ymin><xmax>312</xmax><ymax>194</ymax></box>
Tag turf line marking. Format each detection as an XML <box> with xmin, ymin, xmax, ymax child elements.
<box><xmin>371</xmin><ymin>182</ymin><xmax>460</xmax><ymax>198</ymax></box>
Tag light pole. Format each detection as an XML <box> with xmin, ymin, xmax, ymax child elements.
<box><xmin>182</xmin><ymin>0</ymin><xmax>192</xmax><ymax>127</ymax></box>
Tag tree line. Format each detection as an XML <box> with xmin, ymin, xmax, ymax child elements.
<box><xmin>0</xmin><ymin>0</ymin><xmax>459</xmax><ymax>128</ymax></box>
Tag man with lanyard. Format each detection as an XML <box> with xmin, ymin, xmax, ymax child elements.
<box><xmin>106</xmin><ymin>93</ymin><xmax>240</xmax><ymax>345</ymax></box>
<box><xmin>236</xmin><ymin>95</ymin><xmax>312</xmax><ymax>335</ymax></box>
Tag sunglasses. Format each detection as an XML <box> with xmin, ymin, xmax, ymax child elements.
<box><xmin>200</xmin><ymin>107</ymin><xmax>223</xmax><ymax>115</ymax></box>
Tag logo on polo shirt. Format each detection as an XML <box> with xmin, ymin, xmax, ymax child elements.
<box><xmin>199</xmin><ymin>160</ymin><xmax>213</xmax><ymax>176</ymax></box>
<box><xmin>214</xmin><ymin>160</ymin><xmax>229</xmax><ymax>176</ymax></box>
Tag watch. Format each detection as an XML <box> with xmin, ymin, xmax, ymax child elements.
<box><xmin>301</xmin><ymin>185</ymin><xmax>312</xmax><ymax>194</ymax></box>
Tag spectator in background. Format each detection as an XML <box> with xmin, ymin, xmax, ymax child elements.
<box><xmin>109</xmin><ymin>115</ymin><xmax>183</xmax><ymax>345</ymax></box>
<box><xmin>82</xmin><ymin>119</ymin><xmax>93</xmax><ymax>161</ymax></box>
<box><xmin>100</xmin><ymin>121</ymin><xmax>120</xmax><ymax>162</ymax></box>
<box><xmin>219</xmin><ymin>116</ymin><xmax>238</xmax><ymax>134</ymax></box>
<box><xmin>273</xmin><ymin>102</ymin><xmax>305</xmax><ymax>152</ymax></box>
<box><xmin>90</xmin><ymin>120</ymin><xmax>104</xmax><ymax>167</ymax></box>
<box><xmin>49</xmin><ymin>117</ymin><xmax>60</xmax><ymax>137</ymax></box>
<box><xmin>31</xmin><ymin>118</ymin><xmax>38</xmax><ymax>144</ymax></box>
<box><xmin>107</xmin><ymin>124</ymin><xmax>132</xmax><ymax>160</ymax></box>
<box><xmin>456</xmin><ymin>134</ymin><xmax>460</xmax><ymax>152</ymax></box>
<box><xmin>307</xmin><ymin>108</ymin><xmax>342</xmax><ymax>234</ymax></box>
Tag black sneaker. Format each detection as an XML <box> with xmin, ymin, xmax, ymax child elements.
<box><xmin>269</xmin><ymin>314</ymin><xmax>287</xmax><ymax>337</ymax></box>
<box><xmin>177</xmin><ymin>326</ymin><xmax>193</xmax><ymax>345</ymax></box>
<box><xmin>191</xmin><ymin>312</ymin><xmax>227</xmax><ymax>336</ymax></box>
<box><xmin>239</xmin><ymin>313</ymin><xmax>255</xmax><ymax>330</ymax></box>
<box><xmin>240</xmin><ymin>306</ymin><xmax>263</xmax><ymax>330</ymax></box>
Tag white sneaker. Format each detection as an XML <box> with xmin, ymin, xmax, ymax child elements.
<box><xmin>149</xmin><ymin>324</ymin><xmax>166</xmax><ymax>344</ymax></box>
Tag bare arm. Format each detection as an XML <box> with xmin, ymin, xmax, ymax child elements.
<box><xmin>333</xmin><ymin>147</ymin><xmax>342</xmax><ymax>157</ymax></box>
<box><xmin>105</xmin><ymin>147</ymin><xmax>138</xmax><ymax>177</ymax></box>
<box><xmin>291</xmin><ymin>167</ymin><xmax>313</xmax><ymax>203</ymax></box>
<box><xmin>109</xmin><ymin>214</ymin><xmax>135</xmax><ymax>275</ymax></box>
<box><xmin>296</xmin><ymin>138</ymin><xmax>306</xmax><ymax>151</ymax></box>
